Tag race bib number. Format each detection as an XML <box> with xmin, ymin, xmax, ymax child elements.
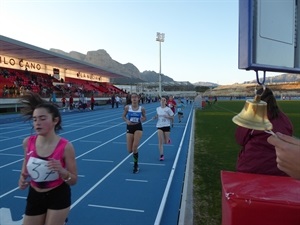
<box><xmin>159</xmin><ymin>117</ymin><xmax>167</xmax><ymax>123</ymax></box>
<box><xmin>27</xmin><ymin>157</ymin><xmax>59</xmax><ymax>182</ymax></box>
<box><xmin>130</xmin><ymin>117</ymin><xmax>139</xmax><ymax>123</ymax></box>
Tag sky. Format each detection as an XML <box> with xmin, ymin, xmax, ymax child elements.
<box><xmin>0</xmin><ymin>0</ymin><xmax>281</xmax><ymax>85</ymax></box>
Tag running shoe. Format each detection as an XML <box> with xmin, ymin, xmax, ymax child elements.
<box><xmin>160</xmin><ymin>155</ymin><xmax>164</xmax><ymax>161</ymax></box>
<box><xmin>168</xmin><ymin>139</ymin><xmax>171</xmax><ymax>144</ymax></box>
<box><xmin>133</xmin><ymin>165</ymin><xmax>139</xmax><ymax>174</ymax></box>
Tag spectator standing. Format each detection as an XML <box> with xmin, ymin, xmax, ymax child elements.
<box><xmin>90</xmin><ymin>94</ymin><xmax>95</xmax><ymax>110</ymax></box>
<box><xmin>111</xmin><ymin>94</ymin><xmax>115</xmax><ymax>108</ymax></box>
<box><xmin>214</xmin><ymin>96</ymin><xmax>218</xmax><ymax>104</ymax></box>
<box><xmin>69</xmin><ymin>94</ymin><xmax>74</xmax><ymax>111</ymax></box>
<box><xmin>115</xmin><ymin>95</ymin><xmax>120</xmax><ymax>108</ymax></box>
<box><xmin>176</xmin><ymin>99</ymin><xmax>185</xmax><ymax>123</ymax></box>
<box><xmin>61</xmin><ymin>96</ymin><xmax>66</xmax><ymax>108</ymax></box>
<box><xmin>126</xmin><ymin>93</ymin><xmax>131</xmax><ymax>105</ymax></box>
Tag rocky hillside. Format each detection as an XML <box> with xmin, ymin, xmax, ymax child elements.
<box><xmin>50</xmin><ymin>48</ymin><xmax>300</xmax><ymax>86</ymax></box>
<box><xmin>50</xmin><ymin>48</ymin><xmax>192</xmax><ymax>84</ymax></box>
<box><xmin>204</xmin><ymin>82</ymin><xmax>300</xmax><ymax>97</ymax></box>
<box><xmin>140</xmin><ymin>70</ymin><xmax>174</xmax><ymax>82</ymax></box>
<box><xmin>193</xmin><ymin>81</ymin><xmax>218</xmax><ymax>87</ymax></box>
<box><xmin>51</xmin><ymin>49</ymin><xmax>153</xmax><ymax>82</ymax></box>
<box><xmin>247</xmin><ymin>74</ymin><xmax>300</xmax><ymax>84</ymax></box>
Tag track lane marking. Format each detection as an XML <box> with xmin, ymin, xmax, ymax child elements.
<box><xmin>88</xmin><ymin>204</ymin><xmax>144</xmax><ymax>213</ymax></box>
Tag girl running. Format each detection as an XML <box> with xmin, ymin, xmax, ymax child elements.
<box><xmin>18</xmin><ymin>92</ymin><xmax>78</xmax><ymax>225</ymax></box>
<box><xmin>153</xmin><ymin>97</ymin><xmax>174</xmax><ymax>161</ymax></box>
<box><xmin>122</xmin><ymin>93</ymin><xmax>146</xmax><ymax>173</ymax></box>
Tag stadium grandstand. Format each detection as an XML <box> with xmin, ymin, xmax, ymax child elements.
<box><xmin>0</xmin><ymin>35</ymin><xmax>130</xmax><ymax>112</ymax></box>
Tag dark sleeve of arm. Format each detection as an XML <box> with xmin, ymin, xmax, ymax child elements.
<box><xmin>235</xmin><ymin>126</ymin><xmax>252</xmax><ymax>146</ymax></box>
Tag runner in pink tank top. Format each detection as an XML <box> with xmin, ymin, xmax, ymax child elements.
<box><xmin>18</xmin><ymin>92</ymin><xmax>78</xmax><ymax>225</ymax></box>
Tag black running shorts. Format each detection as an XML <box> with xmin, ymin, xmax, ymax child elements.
<box><xmin>157</xmin><ymin>126</ymin><xmax>171</xmax><ymax>132</ymax></box>
<box><xmin>25</xmin><ymin>182</ymin><xmax>71</xmax><ymax>216</ymax></box>
<box><xmin>126</xmin><ymin>123</ymin><xmax>143</xmax><ymax>134</ymax></box>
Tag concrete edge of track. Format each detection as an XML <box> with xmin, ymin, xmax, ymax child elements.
<box><xmin>178</xmin><ymin>109</ymin><xmax>195</xmax><ymax>225</ymax></box>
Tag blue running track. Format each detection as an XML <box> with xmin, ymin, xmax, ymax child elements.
<box><xmin>0</xmin><ymin>101</ymin><xmax>194</xmax><ymax>225</ymax></box>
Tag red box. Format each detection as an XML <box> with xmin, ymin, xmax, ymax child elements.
<box><xmin>221</xmin><ymin>170</ymin><xmax>300</xmax><ymax>225</ymax></box>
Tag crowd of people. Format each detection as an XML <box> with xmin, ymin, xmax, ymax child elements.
<box><xmin>0</xmin><ymin>67</ymin><xmax>127</xmax><ymax>103</ymax></box>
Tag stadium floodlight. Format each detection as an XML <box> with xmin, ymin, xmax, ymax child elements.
<box><xmin>156</xmin><ymin>32</ymin><xmax>165</xmax><ymax>98</ymax></box>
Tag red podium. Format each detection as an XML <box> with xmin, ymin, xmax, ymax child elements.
<box><xmin>221</xmin><ymin>170</ymin><xmax>300</xmax><ymax>225</ymax></box>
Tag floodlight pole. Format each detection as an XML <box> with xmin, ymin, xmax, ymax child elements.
<box><xmin>156</xmin><ymin>32</ymin><xmax>165</xmax><ymax>99</ymax></box>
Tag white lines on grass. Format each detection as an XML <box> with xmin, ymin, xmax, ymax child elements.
<box><xmin>88</xmin><ymin>204</ymin><xmax>144</xmax><ymax>213</ymax></box>
<box><xmin>214</xmin><ymin>104</ymin><xmax>238</xmax><ymax>114</ymax></box>
<box><xmin>82</xmin><ymin>159</ymin><xmax>113</xmax><ymax>163</ymax></box>
<box><xmin>125</xmin><ymin>179</ymin><xmax>148</xmax><ymax>183</ymax></box>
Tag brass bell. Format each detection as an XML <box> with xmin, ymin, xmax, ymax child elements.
<box><xmin>232</xmin><ymin>94</ymin><xmax>273</xmax><ymax>131</ymax></box>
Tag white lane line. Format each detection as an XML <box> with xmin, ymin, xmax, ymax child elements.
<box><xmin>154</xmin><ymin>105</ymin><xmax>193</xmax><ymax>225</ymax></box>
<box><xmin>0</xmin><ymin>187</ymin><xmax>19</xmax><ymax>199</ymax></box>
<box><xmin>88</xmin><ymin>204</ymin><xmax>144</xmax><ymax>213</ymax></box>
<box><xmin>0</xmin><ymin>116</ymin><xmax>122</xmax><ymax>150</ymax></box>
<box><xmin>0</xmin><ymin>111</ymin><xmax>156</xmax><ymax>199</ymax></box>
<box><xmin>0</xmin><ymin>153</ymin><xmax>23</xmax><ymax>157</ymax></box>
<box><xmin>125</xmin><ymin>179</ymin><xmax>148</xmax><ymax>183</ymax></box>
<box><xmin>112</xmin><ymin>141</ymin><xmax>126</xmax><ymax>144</ymax></box>
<box><xmin>14</xmin><ymin>196</ymin><xmax>26</xmax><ymax>199</ymax></box>
<box><xmin>0</xmin><ymin>136</ymin><xmax>10</xmax><ymax>139</ymax></box>
<box><xmin>148</xmin><ymin>143</ymin><xmax>174</xmax><ymax>146</ymax></box>
<box><xmin>79</xmin><ymin>140</ymin><xmax>102</xmax><ymax>143</ymax></box>
<box><xmin>0</xmin><ymin>159</ymin><xmax>23</xmax><ymax>169</ymax></box>
<box><xmin>70</xmin><ymin>128</ymin><xmax>157</xmax><ymax>210</ymax></box>
<box><xmin>130</xmin><ymin>162</ymin><xmax>165</xmax><ymax>166</ymax></box>
<box><xmin>82</xmin><ymin>159</ymin><xmax>113</xmax><ymax>163</ymax></box>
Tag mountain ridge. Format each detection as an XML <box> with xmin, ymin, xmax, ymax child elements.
<box><xmin>50</xmin><ymin>48</ymin><xmax>300</xmax><ymax>86</ymax></box>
